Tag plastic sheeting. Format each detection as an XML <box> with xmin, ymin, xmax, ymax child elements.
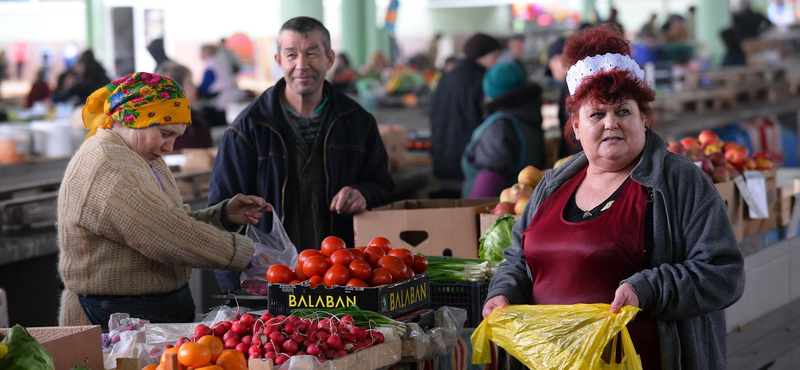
<box><xmin>401</xmin><ymin>306</ymin><xmax>467</xmax><ymax>361</ymax></box>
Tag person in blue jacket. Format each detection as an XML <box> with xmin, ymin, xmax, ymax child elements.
<box><xmin>208</xmin><ymin>16</ymin><xmax>395</xmax><ymax>292</ymax></box>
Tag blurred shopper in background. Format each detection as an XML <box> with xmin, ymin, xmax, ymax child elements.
<box><xmin>25</xmin><ymin>68</ymin><xmax>51</xmax><ymax>108</ymax></box>
<box><xmin>209</xmin><ymin>16</ymin><xmax>394</xmax><ymax>292</ymax></box>
<box><xmin>499</xmin><ymin>34</ymin><xmax>527</xmax><ymax>78</ymax></box>
<box><xmin>547</xmin><ymin>37</ymin><xmax>582</xmax><ymax>158</ymax></box>
<box><xmin>218</xmin><ymin>38</ymin><xmax>241</xmax><ymax>75</ymax></box>
<box><xmin>462</xmin><ymin>62</ymin><xmax>544</xmax><ymax>198</ymax></box>
<box><xmin>0</xmin><ymin>51</ymin><xmax>8</xmax><ymax>100</ymax></box>
<box><xmin>735</xmin><ymin>1</ymin><xmax>772</xmax><ymax>39</ymax></box>
<box><xmin>55</xmin><ymin>50</ymin><xmax>110</xmax><ymax>106</ymax></box>
<box><xmin>156</xmin><ymin>62</ymin><xmax>212</xmax><ymax>149</ymax></box>
<box><xmin>430</xmin><ymin>33</ymin><xmax>500</xmax><ymax>198</ymax></box>
<box><xmin>721</xmin><ymin>27</ymin><xmax>747</xmax><ymax>67</ymax></box>
<box><xmin>331</xmin><ymin>53</ymin><xmax>359</xmax><ymax>94</ymax></box>
<box><xmin>442</xmin><ymin>56</ymin><xmax>457</xmax><ymax>74</ymax></box>
<box><xmin>147</xmin><ymin>38</ymin><xmax>177</xmax><ymax>73</ymax></box>
<box><xmin>198</xmin><ymin>44</ymin><xmax>240</xmax><ymax>126</ymax></box>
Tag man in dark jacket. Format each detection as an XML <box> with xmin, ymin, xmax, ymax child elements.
<box><xmin>430</xmin><ymin>33</ymin><xmax>500</xmax><ymax>197</ymax></box>
<box><xmin>208</xmin><ymin>17</ymin><xmax>395</xmax><ymax>292</ymax></box>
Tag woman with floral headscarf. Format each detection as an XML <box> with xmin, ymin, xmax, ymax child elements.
<box><xmin>482</xmin><ymin>26</ymin><xmax>744</xmax><ymax>369</ymax></box>
<box><xmin>58</xmin><ymin>72</ymin><xmax>269</xmax><ymax>328</ymax></box>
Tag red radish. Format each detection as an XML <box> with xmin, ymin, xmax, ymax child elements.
<box><xmin>276</xmin><ymin>315</ymin><xmax>287</xmax><ymax>321</ymax></box>
<box><xmin>223</xmin><ymin>331</ymin><xmax>240</xmax><ymax>342</ymax></box>
<box><xmin>235</xmin><ymin>342</ymin><xmax>249</xmax><ymax>354</ymax></box>
<box><xmin>296</xmin><ymin>322</ymin><xmax>308</xmax><ymax>334</ymax></box>
<box><xmin>231</xmin><ymin>320</ymin><xmax>248</xmax><ymax>335</ymax></box>
<box><xmin>252</xmin><ymin>321</ymin><xmax>263</xmax><ymax>334</ymax></box>
<box><xmin>163</xmin><ymin>344</ymin><xmax>174</xmax><ymax>350</ymax></box>
<box><xmin>249</xmin><ymin>352</ymin><xmax>263</xmax><ymax>359</ymax></box>
<box><xmin>275</xmin><ymin>353</ymin><xmax>290</xmax><ymax>365</ymax></box>
<box><xmin>260</xmin><ymin>312</ymin><xmax>274</xmax><ymax>322</ymax></box>
<box><xmin>241</xmin><ymin>335</ymin><xmax>252</xmax><ymax>346</ymax></box>
<box><xmin>282</xmin><ymin>339</ymin><xmax>299</xmax><ymax>354</ymax></box>
<box><xmin>303</xmin><ymin>339</ymin><xmax>315</xmax><ymax>348</ymax></box>
<box><xmin>240</xmin><ymin>313</ymin><xmax>256</xmax><ymax>327</ymax></box>
<box><xmin>212</xmin><ymin>323</ymin><xmax>227</xmax><ymax>337</ymax></box>
<box><xmin>351</xmin><ymin>326</ymin><xmax>366</xmax><ymax>340</ymax></box>
<box><xmin>288</xmin><ymin>315</ymin><xmax>301</xmax><ymax>324</ymax></box>
<box><xmin>290</xmin><ymin>333</ymin><xmax>304</xmax><ymax>344</ymax></box>
<box><xmin>264</xmin><ymin>351</ymin><xmax>277</xmax><ymax>361</ymax></box>
<box><xmin>343</xmin><ymin>333</ymin><xmax>357</xmax><ymax>344</ymax></box>
<box><xmin>317</xmin><ymin>331</ymin><xmax>330</xmax><ymax>342</ymax></box>
<box><xmin>297</xmin><ymin>351</ymin><xmax>307</xmax><ymax>356</ymax></box>
<box><xmin>327</xmin><ymin>335</ymin><xmax>342</xmax><ymax>350</ymax></box>
<box><xmin>262</xmin><ymin>341</ymin><xmax>274</xmax><ymax>352</ymax></box>
<box><xmin>306</xmin><ymin>343</ymin><xmax>321</xmax><ymax>356</ymax></box>
<box><xmin>358</xmin><ymin>338</ymin><xmax>372</xmax><ymax>349</ymax></box>
<box><xmin>248</xmin><ymin>344</ymin><xmax>263</xmax><ymax>356</ymax></box>
<box><xmin>325</xmin><ymin>350</ymin><xmax>338</xmax><ymax>359</ymax></box>
<box><xmin>224</xmin><ymin>338</ymin><xmax>239</xmax><ymax>349</ymax></box>
<box><xmin>336</xmin><ymin>349</ymin><xmax>348</xmax><ymax>357</ymax></box>
<box><xmin>269</xmin><ymin>332</ymin><xmax>285</xmax><ymax>345</ymax></box>
<box><xmin>283</xmin><ymin>322</ymin><xmax>296</xmax><ymax>335</ymax></box>
<box><xmin>371</xmin><ymin>331</ymin><xmax>385</xmax><ymax>344</ymax></box>
<box><xmin>175</xmin><ymin>337</ymin><xmax>189</xmax><ymax>347</ymax></box>
<box><xmin>318</xmin><ymin>343</ymin><xmax>329</xmax><ymax>353</ymax></box>
<box><xmin>263</xmin><ymin>323</ymin><xmax>279</xmax><ymax>336</ymax></box>
<box><xmin>194</xmin><ymin>324</ymin><xmax>212</xmax><ymax>339</ymax></box>
<box><xmin>318</xmin><ymin>356</ymin><xmax>328</xmax><ymax>363</ymax></box>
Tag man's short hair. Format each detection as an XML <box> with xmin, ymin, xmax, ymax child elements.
<box><xmin>277</xmin><ymin>16</ymin><xmax>331</xmax><ymax>56</ymax></box>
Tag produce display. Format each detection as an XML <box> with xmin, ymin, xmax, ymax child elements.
<box><xmin>667</xmin><ymin>130</ymin><xmax>774</xmax><ymax>183</ymax></box>
<box><xmin>0</xmin><ymin>325</ymin><xmax>55</xmax><ymax>370</ymax></box>
<box><xmin>493</xmin><ymin>165</ymin><xmax>543</xmax><ymax>216</ymax></box>
<box><xmin>479</xmin><ymin>214</ymin><xmax>516</xmax><ymax>262</ymax></box>
<box><xmin>267</xmin><ymin>236</ymin><xmax>428</xmax><ymax>289</ymax></box>
<box><xmin>149</xmin><ymin>309</ymin><xmax>391</xmax><ymax>369</ymax></box>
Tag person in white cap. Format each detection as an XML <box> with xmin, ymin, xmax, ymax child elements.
<box><xmin>482</xmin><ymin>25</ymin><xmax>744</xmax><ymax>370</ymax></box>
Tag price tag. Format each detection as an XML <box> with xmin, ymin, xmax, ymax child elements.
<box><xmin>734</xmin><ymin>171</ymin><xmax>768</xmax><ymax>219</ymax></box>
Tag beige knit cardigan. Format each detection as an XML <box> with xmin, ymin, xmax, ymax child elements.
<box><xmin>57</xmin><ymin>129</ymin><xmax>255</xmax><ymax>326</ymax></box>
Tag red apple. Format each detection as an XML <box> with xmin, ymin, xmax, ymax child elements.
<box><xmin>680</xmin><ymin>137</ymin><xmax>701</xmax><ymax>150</ymax></box>
<box><xmin>667</xmin><ymin>141</ymin><xmax>685</xmax><ymax>156</ymax></box>
<box><xmin>752</xmin><ymin>151</ymin><xmax>770</xmax><ymax>159</ymax></box>
<box><xmin>685</xmin><ymin>146</ymin><xmax>704</xmax><ymax>160</ymax></box>
<box><xmin>723</xmin><ymin>141</ymin><xmax>739</xmax><ymax>153</ymax></box>
<box><xmin>725</xmin><ymin>147</ymin><xmax>748</xmax><ymax>166</ymax></box>
<box><xmin>698</xmin><ymin>130</ymin><xmax>719</xmax><ymax>147</ymax></box>
<box><xmin>755</xmin><ymin>158</ymin><xmax>773</xmax><ymax>170</ymax></box>
<box><xmin>745</xmin><ymin>158</ymin><xmax>757</xmax><ymax>171</ymax></box>
<box><xmin>517</xmin><ymin>165</ymin><xmax>543</xmax><ymax>187</ymax></box>
<box><xmin>491</xmin><ymin>202</ymin><xmax>516</xmax><ymax>215</ymax></box>
<box><xmin>711</xmin><ymin>166</ymin><xmax>730</xmax><ymax>183</ymax></box>
<box><xmin>514</xmin><ymin>196</ymin><xmax>529</xmax><ymax>215</ymax></box>
<box><xmin>707</xmin><ymin>152</ymin><xmax>727</xmax><ymax>167</ymax></box>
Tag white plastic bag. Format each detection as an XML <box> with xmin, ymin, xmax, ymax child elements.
<box><xmin>401</xmin><ymin>307</ymin><xmax>468</xmax><ymax>361</ymax></box>
<box><xmin>240</xmin><ymin>206</ymin><xmax>298</xmax><ymax>295</ymax></box>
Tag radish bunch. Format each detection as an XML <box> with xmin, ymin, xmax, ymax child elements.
<box><xmin>171</xmin><ymin>312</ymin><xmax>386</xmax><ymax>365</ymax></box>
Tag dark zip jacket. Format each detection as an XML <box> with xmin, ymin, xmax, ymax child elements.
<box><xmin>208</xmin><ymin>79</ymin><xmax>396</xmax><ymax>247</ymax></box>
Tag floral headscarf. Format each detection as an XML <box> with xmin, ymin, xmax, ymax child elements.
<box><xmin>82</xmin><ymin>72</ymin><xmax>191</xmax><ymax>139</ymax></box>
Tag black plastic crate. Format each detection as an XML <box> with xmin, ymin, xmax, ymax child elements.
<box><xmin>430</xmin><ymin>281</ymin><xmax>488</xmax><ymax>328</ymax></box>
<box><xmin>269</xmin><ymin>273</ymin><xmax>431</xmax><ymax>318</ymax></box>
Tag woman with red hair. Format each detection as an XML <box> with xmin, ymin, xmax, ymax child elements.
<box><xmin>482</xmin><ymin>25</ymin><xmax>744</xmax><ymax>370</ymax></box>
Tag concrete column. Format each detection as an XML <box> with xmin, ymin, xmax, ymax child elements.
<box><xmin>85</xmin><ymin>0</ymin><xmax>105</xmax><ymax>59</ymax></box>
<box><xmin>280</xmin><ymin>0</ymin><xmax>323</xmax><ymax>23</ymax></box>
<box><xmin>365</xmin><ymin>0</ymin><xmax>391</xmax><ymax>67</ymax></box>
<box><xmin>341</xmin><ymin>0</ymin><xmax>368</xmax><ymax>68</ymax></box>
<box><xmin>696</xmin><ymin>0</ymin><xmax>730</xmax><ymax>66</ymax></box>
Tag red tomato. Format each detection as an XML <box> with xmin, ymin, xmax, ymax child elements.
<box><xmin>321</xmin><ymin>236</ymin><xmax>346</xmax><ymax>257</ymax></box>
<box><xmin>368</xmin><ymin>237</ymin><xmax>393</xmax><ymax>253</ymax></box>
<box><xmin>308</xmin><ymin>275</ymin><xmax>324</xmax><ymax>288</ymax></box>
<box><xmin>411</xmin><ymin>255</ymin><xmax>428</xmax><ymax>274</ymax></box>
<box><xmin>364</xmin><ymin>246</ymin><xmax>386</xmax><ymax>268</ymax></box>
<box><xmin>348</xmin><ymin>260</ymin><xmax>372</xmax><ymax>281</ymax></box>
<box><xmin>377</xmin><ymin>256</ymin><xmax>407</xmax><ymax>282</ymax></box>
<box><xmin>323</xmin><ymin>265</ymin><xmax>350</xmax><ymax>288</ymax></box>
<box><xmin>356</xmin><ymin>246</ymin><xmax>367</xmax><ymax>253</ymax></box>
<box><xmin>266</xmin><ymin>264</ymin><xmax>293</xmax><ymax>284</ymax></box>
<box><xmin>330</xmin><ymin>249</ymin><xmax>355</xmax><ymax>266</ymax></box>
<box><xmin>388</xmin><ymin>249</ymin><xmax>414</xmax><ymax>267</ymax></box>
<box><xmin>303</xmin><ymin>255</ymin><xmax>331</xmax><ymax>277</ymax></box>
<box><xmin>298</xmin><ymin>250</ymin><xmax>323</xmax><ymax>267</ymax></box>
<box><xmin>293</xmin><ymin>266</ymin><xmax>309</xmax><ymax>281</ymax></box>
<box><xmin>369</xmin><ymin>268</ymin><xmax>392</xmax><ymax>286</ymax></box>
<box><xmin>289</xmin><ymin>280</ymin><xmax>302</xmax><ymax>284</ymax></box>
<box><xmin>349</xmin><ymin>248</ymin><xmax>366</xmax><ymax>262</ymax></box>
<box><xmin>346</xmin><ymin>278</ymin><xmax>368</xmax><ymax>288</ymax></box>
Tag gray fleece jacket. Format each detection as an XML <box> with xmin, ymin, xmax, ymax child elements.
<box><xmin>487</xmin><ymin>131</ymin><xmax>745</xmax><ymax>370</ymax></box>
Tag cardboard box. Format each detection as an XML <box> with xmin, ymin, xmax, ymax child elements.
<box><xmin>479</xmin><ymin>213</ymin><xmax>522</xmax><ymax>236</ymax></box>
<box><xmin>378</xmin><ymin>124</ymin><xmax>407</xmax><ymax>172</ymax></box>
<box><xmin>0</xmin><ymin>325</ymin><xmax>103</xmax><ymax>370</ymax></box>
<box><xmin>269</xmin><ymin>273</ymin><xmax>430</xmax><ymax>318</ymax></box>
<box><xmin>777</xmin><ymin>188</ymin><xmax>798</xmax><ymax>227</ymax></box>
<box><xmin>742</xmin><ymin>170</ymin><xmax>778</xmax><ymax>237</ymax></box>
<box><xmin>353</xmin><ymin>199</ymin><xmax>497</xmax><ymax>258</ymax></box>
<box><xmin>714</xmin><ymin>180</ymin><xmax>744</xmax><ymax>242</ymax></box>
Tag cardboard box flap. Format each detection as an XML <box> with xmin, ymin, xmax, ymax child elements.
<box><xmin>374</xmin><ymin>198</ymin><xmax>496</xmax><ymax>212</ymax></box>
<box><xmin>0</xmin><ymin>325</ymin><xmax>103</xmax><ymax>370</ymax></box>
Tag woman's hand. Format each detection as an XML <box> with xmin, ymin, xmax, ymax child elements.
<box><xmin>482</xmin><ymin>295</ymin><xmax>510</xmax><ymax>318</ymax></box>
<box><xmin>610</xmin><ymin>283</ymin><xmax>640</xmax><ymax>314</ymax></box>
<box><xmin>225</xmin><ymin>194</ymin><xmax>272</xmax><ymax>226</ymax></box>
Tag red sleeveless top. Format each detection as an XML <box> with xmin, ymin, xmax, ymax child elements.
<box><xmin>522</xmin><ymin>165</ymin><xmax>661</xmax><ymax>369</ymax></box>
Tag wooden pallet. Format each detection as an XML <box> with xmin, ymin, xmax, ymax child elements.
<box><xmin>655</xmin><ymin>83</ymin><xmax>779</xmax><ymax>114</ymax></box>
<box><xmin>682</xmin><ymin>66</ymin><xmax>787</xmax><ymax>90</ymax></box>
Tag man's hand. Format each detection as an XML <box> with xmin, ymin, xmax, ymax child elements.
<box><xmin>330</xmin><ymin>186</ymin><xmax>367</xmax><ymax>214</ymax></box>
<box><xmin>610</xmin><ymin>283</ymin><xmax>640</xmax><ymax>314</ymax></box>
<box><xmin>482</xmin><ymin>295</ymin><xmax>510</xmax><ymax>319</ymax></box>
<box><xmin>225</xmin><ymin>194</ymin><xmax>272</xmax><ymax>226</ymax></box>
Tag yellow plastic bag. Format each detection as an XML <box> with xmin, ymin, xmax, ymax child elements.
<box><xmin>471</xmin><ymin>303</ymin><xmax>643</xmax><ymax>370</ymax></box>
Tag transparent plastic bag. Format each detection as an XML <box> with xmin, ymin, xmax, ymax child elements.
<box><xmin>240</xmin><ymin>207</ymin><xmax>298</xmax><ymax>295</ymax></box>
<box><xmin>471</xmin><ymin>303</ymin><xmax>643</xmax><ymax>370</ymax></box>
<box><xmin>401</xmin><ymin>306</ymin><xmax>467</xmax><ymax>361</ymax></box>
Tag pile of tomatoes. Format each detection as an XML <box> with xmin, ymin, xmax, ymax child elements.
<box><xmin>266</xmin><ymin>236</ymin><xmax>428</xmax><ymax>288</ymax></box>
<box><xmin>146</xmin><ymin>312</ymin><xmax>386</xmax><ymax>369</ymax></box>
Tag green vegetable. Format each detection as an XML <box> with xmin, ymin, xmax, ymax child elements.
<box><xmin>0</xmin><ymin>325</ymin><xmax>55</xmax><ymax>370</ymax></box>
<box><xmin>479</xmin><ymin>214</ymin><xmax>517</xmax><ymax>262</ymax></box>
<box><xmin>291</xmin><ymin>304</ymin><xmax>407</xmax><ymax>336</ymax></box>
<box><xmin>421</xmin><ymin>254</ymin><xmax>499</xmax><ymax>283</ymax></box>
